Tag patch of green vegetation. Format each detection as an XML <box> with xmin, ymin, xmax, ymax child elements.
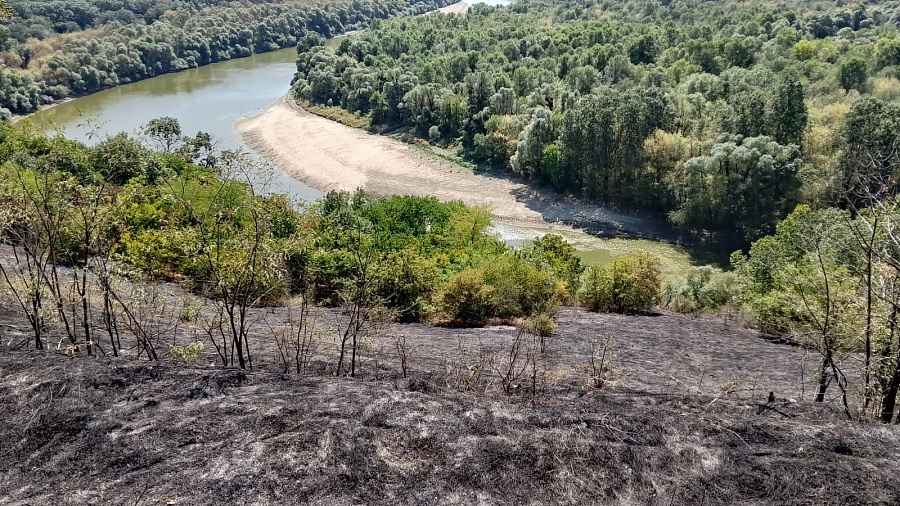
<box><xmin>299</xmin><ymin>100</ymin><xmax>372</xmax><ymax>130</ymax></box>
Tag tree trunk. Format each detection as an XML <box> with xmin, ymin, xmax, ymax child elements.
<box><xmin>815</xmin><ymin>356</ymin><xmax>830</xmax><ymax>403</ymax></box>
<box><xmin>880</xmin><ymin>371</ymin><xmax>900</xmax><ymax>423</ymax></box>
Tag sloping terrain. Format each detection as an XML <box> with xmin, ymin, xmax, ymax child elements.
<box><xmin>1</xmin><ymin>314</ymin><xmax>899</xmax><ymax>505</ymax></box>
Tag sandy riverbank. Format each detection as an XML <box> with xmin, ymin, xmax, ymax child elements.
<box><xmin>11</xmin><ymin>97</ymin><xmax>76</xmax><ymax>125</ymax></box>
<box><xmin>436</xmin><ymin>1</ymin><xmax>469</xmax><ymax>14</ymax></box>
<box><xmin>237</xmin><ymin>96</ymin><xmax>673</xmax><ymax>239</ymax></box>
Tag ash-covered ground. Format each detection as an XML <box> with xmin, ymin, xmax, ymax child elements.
<box><xmin>2</xmin><ymin>305</ymin><xmax>899</xmax><ymax>505</ymax></box>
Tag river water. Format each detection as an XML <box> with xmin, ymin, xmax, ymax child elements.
<box><xmin>21</xmin><ymin>0</ymin><xmax>700</xmax><ymax>269</ymax></box>
<box><xmin>24</xmin><ymin>1</ymin><xmax>514</xmax><ymax>202</ymax></box>
<box><xmin>26</xmin><ymin>46</ymin><xmax>323</xmax><ymax>201</ymax></box>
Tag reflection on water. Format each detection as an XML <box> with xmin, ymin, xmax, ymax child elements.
<box><xmin>25</xmin><ymin>47</ymin><xmax>322</xmax><ymax>202</ymax></box>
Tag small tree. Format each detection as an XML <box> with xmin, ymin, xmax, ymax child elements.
<box><xmin>141</xmin><ymin>117</ymin><xmax>183</xmax><ymax>153</ymax></box>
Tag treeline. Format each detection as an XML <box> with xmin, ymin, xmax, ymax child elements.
<box><xmin>0</xmin><ymin>0</ymin><xmax>457</xmax><ymax>115</ymax></box>
<box><xmin>0</xmin><ymin>120</ymin><xmax>668</xmax><ymax>373</ymax></box>
<box><xmin>291</xmin><ymin>0</ymin><xmax>900</xmax><ymax>244</ymax></box>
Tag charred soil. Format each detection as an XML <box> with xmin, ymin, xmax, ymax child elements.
<box><xmin>1</xmin><ymin>306</ymin><xmax>899</xmax><ymax>504</ymax></box>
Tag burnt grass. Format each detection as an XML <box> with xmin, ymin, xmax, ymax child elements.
<box><xmin>2</xmin><ymin>304</ymin><xmax>900</xmax><ymax>504</ymax></box>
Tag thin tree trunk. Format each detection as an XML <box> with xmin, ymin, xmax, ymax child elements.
<box><xmin>863</xmin><ymin>219</ymin><xmax>876</xmax><ymax>411</ymax></box>
<box><xmin>815</xmin><ymin>356</ymin><xmax>830</xmax><ymax>403</ymax></box>
<box><xmin>881</xmin><ymin>306</ymin><xmax>900</xmax><ymax>422</ymax></box>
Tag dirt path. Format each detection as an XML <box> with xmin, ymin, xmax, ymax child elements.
<box><xmin>238</xmin><ymin>96</ymin><xmax>674</xmax><ymax>240</ymax></box>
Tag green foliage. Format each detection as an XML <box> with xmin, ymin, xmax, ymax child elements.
<box><xmin>0</xmin><ymin>0</ymin><xmax>458</xmax><ymax>114</ymax></box>
<box><xmin>666</xmin><ymin>266</ymin><xmax>741</xmax><ymax>313</ymax></box>
<box><xmin>518</xmin><ymin>313</ymin><xmax>557</xmax><ymax>338</ymax></box>
<box><xmin>91</xmin><ymin>133</ymin><xmax>164</xmax><ymax>185</ymax></box>
<box><xmin>170</xmin><ymin>341</ymin><xmax>204</xmax><ymax>364</ymax></box>
<box><xmin>734</xmin><ymin>205</ymin><xmax>859</xmax><ymax>335</ymax></box>
<box><xmin>670</xmin><ymin>136</ymin><xmax>802</xmax><ymax>242</ymax></box>
<box><xmin>440</xmin><ymin>255</ymin><xmax>558</xmax><ymax>324</ymax></box>
<box><xmin>579</xmin><ymin>252</ymin><xmax>662</xmax><ymax>314</ymax></box>
<box><xmin>522</xmin><ymin>234</ymin><xmax>584</xmax><ymax>299</ymax></box>
<box><xmin>439</xmin><ymin>266</ymin><xmax>495</xmax><ymax>324</ymax></box>
<box><xmin>839</xmin><ymin>56</ymin><xmax>869</xmax><ymax>93</ymax></box>
<box><xmin>839</xmin><ymin>97</ymin><xmax>900</xmax><ymax>204</ymax></box>
<box><xmin>285</xmin><ymin>0</ymin><xmax>884</xmax><ymax>244</ymax></box>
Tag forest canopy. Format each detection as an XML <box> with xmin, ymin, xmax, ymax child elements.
<box><xmin>290</xmin><ymin>0</ymin><xmax>900</xmax><ymax>244</ymax></box>
<box><xmin>0</xmin><ymin>0</ymin><xmax>457</xmax><ymax>115</ymax></box>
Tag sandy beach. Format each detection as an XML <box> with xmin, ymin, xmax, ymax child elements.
<box><xmin>237</xmin><ymin>96</ymin><xmax>671</xmax><ymax>239</ymax></box>
<box><xmin>436</xmin><ymin>1</ymin><xmax>469</xmax><ymax>14</ymax></box>
<box><xmin>237</xmin><ymin>96</ymin><xmax>549</xmax><ymax>223</ymax></box>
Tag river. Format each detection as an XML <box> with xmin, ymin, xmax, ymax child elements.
<box><xmin>20</xmin><ymin>0</ymin><xmax>706</xmax><ymax>273</ymax></box>
<box><xmin>26</xmin><ymin>45</ymin><xmax>322</xmax><ymax>202</ymax></box>
<box><xmin>23</xmin><ymin>1</ymin><xmax>514</xmax><ymax>202</ymax></box>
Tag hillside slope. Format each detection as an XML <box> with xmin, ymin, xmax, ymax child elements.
<box><xmin>1</xmin><ymin>349</ymin><xmax>898</xmax><ymax>505</ymax></box>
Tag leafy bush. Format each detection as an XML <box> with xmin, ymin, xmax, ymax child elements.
<box><xmin>170</xmin><ymin>341</ymin><xmax>204</xmax><ymax>364</ymax></box>
<box><xmin>665</xmin><ymin>266</ymin><xmax>742</xmax><ymax>313</ymax></box>
<box><xmin>441</xmin><ymin>255</ymin><xmax>558</xmax><ymax>324</ymax></box>
<box><xmin>578</xmin><ymin>252</ymin><xmax>662</xmax><ymax>314</ymax></box>
<box><xmin>518</xmin><ymin>313</ymin><xmax>557</xmax><ymax>338</ymax></box>
<box><xmin>483</xmin><ymin>255</ymin><xmax>558</xmax><ymax>320</ymax></box>
<box><xmin>523</xmin><ymin>234</ymin><xmax>584</xmax><ymax>300</ymax></box>
<box><xmin>373</xmin><ymin>248</ymin><xmax>438</xmax><ymax>321</ymax></box>
<box><xmin>439</xmin><ymin>267</ymin><xmax>495</xmax><ymax>323</ymax></box>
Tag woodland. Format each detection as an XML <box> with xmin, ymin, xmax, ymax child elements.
<box><xmin>0</xmin><ymin>0</ymin><xmax>457</xmax><ymax>115</ymax></box>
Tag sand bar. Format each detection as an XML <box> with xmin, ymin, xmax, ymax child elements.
<box><xmin>436</xmin><ymin>1</ymin><xmax>469</xmax><ymax>14</ymax></box>
<box><xmin>237</xmin><ymin>96</ymin><xmax>670</xmax><ymax>239</ymax></box>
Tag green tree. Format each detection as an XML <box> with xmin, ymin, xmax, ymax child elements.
<box><xmin>839</xmin><ymin>56</ymin><xmax>869</xmax><ymax>93</ymax></box>
<box><xmin>670</xmin><ymin>136</ymin><xmax>802</xmax><ymax>242</ymax></box>
<box><xmin>767</xmin><ymin>71</ymin><xmax>808</xmax><ymax>145</ymax></box>
<box><xmin>579</xmin><ymin>252</ymin><xmax>662</xmax><ymax>314</ymax></box>
<box><xmin>142</xmin><ymin>116</ymin><xmax>182</xmax><ymax>153</ymax></box>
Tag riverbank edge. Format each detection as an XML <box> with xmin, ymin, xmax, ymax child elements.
<box><xmin>7</xmin><ymin>0</ymin><xmax>463</xmax><ymax>120</ymax></box>
<box><xmin>237</xmin><ymin>96</ymin><xmax>691</xmax><ymax>244</ymax></box>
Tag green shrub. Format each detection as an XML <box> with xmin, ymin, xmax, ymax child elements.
<box><xmin>578</xmin><ymin>252</ymin><xmax>661</xmax><ymax>314</ymax></box>
<box><xmin>170</xmin><ymin>341</ymin><xmax>204</xmax><ymax>364</ymax></box>
<box><xmin>483</xmin><ymin>255</ymin><xmax>558</xmax><ymax>319</ymax></box>
<box><xmin>441</xmin><ymin>255</ymin><xmax>558</xmax><ymax>324</ymax></box>
<box><xmin>666</xmin><ymin>266</ymin><xmax>742</xmax><ymax>313</ymax></box>
<box><xmin>373</xmin><ymin>248</ymin><xmax>438</xmax><ymax>321</ymax></box>
<box><xmin>524</xmin><ymin>234</ymin><xmax>584</xmax><ymax>300</ymax></box>
<box><xmin>439</xmin><ymin>267</ymin><xmax>495</xmax><ymax>323</ymax></box>
<box><xmin>519</xmin><ymin>313</ymin><xmax>557</xmax><ymax>337</ymax></box>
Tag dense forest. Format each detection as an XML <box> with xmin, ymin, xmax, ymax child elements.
<box><xmin>291</xmin><ymin>0</ymin><xmax>900</xmax><ymax>245</ymax></box>
<box><xmin>0</xmin><ymin>0</ymin><xmax>456</xmax><ymax>115</ymax></box>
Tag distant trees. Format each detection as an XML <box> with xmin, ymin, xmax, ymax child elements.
<box><xmin>288</xmin><ymin>0</ymin><xmax>847</xmax><ymax>244</ymax></box>
<box><xmin>670</xmin><ymin>136</ymin><xmax>802</xmax><ymax>243</ymax></box>
<box><xmin>839</xmin><ymin>97</ymin><xmax>900</xmax><ymax>207</ymax></box>
<box><xmin>559</xmin><ymin>87</ymin><xmax>674</xmax><ymax>206</ymax></box>
<box><xmin>0</xmin><ymin>0</ymin><xmax>458</xmax><ymax>114</ymax></box>
<box><xmin>839</xmin><ymin>57</ymin><xmax>869</xmax><ymax>93</ymax></box>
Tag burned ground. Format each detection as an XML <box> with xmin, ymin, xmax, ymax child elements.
<box><xmin>1</xmin><ymin>301</ymin><xmax>899</xmax><ymax>505</ymax></box>
<box><xmin>1</xmin><ymin>350</ymin><xmax>899</xmax><ymax>505</ymax></box>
